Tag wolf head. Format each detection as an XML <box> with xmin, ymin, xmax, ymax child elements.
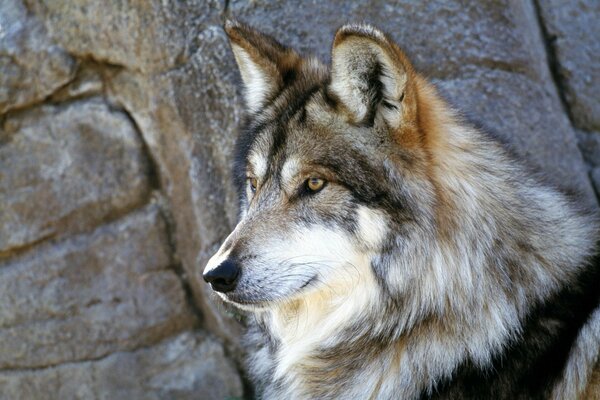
<box><xmin>203</xmin><ymin>21</ymin><xmax>596</xmax><ymax>337</ymax></box>
<box><xmin>203</xmin><ymin>21</ymin><xmax>435</xmax><ymax>309</ymax></box>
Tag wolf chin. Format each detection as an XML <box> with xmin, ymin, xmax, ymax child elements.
<box><xmin>203</xmin><ymin>20</ymin><xmax>600</xmax><ymax>399</ymax></box>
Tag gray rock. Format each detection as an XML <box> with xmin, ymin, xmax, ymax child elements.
<box><xmin>20</xmin><ymin>0</ymin><xmax>248</xmax><ymax>348</ymax></box>
<box><xmin>104</xmin><ymin>24</ymin><xmax>246</xmax><ymax>352</ymax></box>
<box><xmin>0</xmin><ymin>205</ymin><xmax>195</xmax><ymax>368</ymax></box>
<box><xmin>591</xmin><ymin>167</ymin><xmax>600</xmax><ymax>196</ymax></box>
<box><xmin>24</xmin><ymin>0</ymin><xmax>224</xmax><ymax>74</ymax></box>
<box><xmin>576</xmin><ymin>130</ymin><xmax>600</xmax><ymax>167</ymax></box>
<box><xmin>0</xmin><ymin>99</ymin><xmax>150</xmax><ymax>253</ymax></box>
<box><xmin>0</xmin><ymin>0</ymin><xmax>77</xmax><ymax>113</ymax></box>
<box><xmin>0</xmin><ymin>330</ymin><xmax>244</xmax><ymax>400</ymax></box>
<box><xmin>536</xmin><ymin>0</ymin><xmax>600</xmax><ymax>131</ymax></box>
<box><xmin>433</xmin><ymin>69</ymin><xmax>591</xmax><ymax>199</ymax></box>
<box><xmin>50</xmin><ymin>64</ymin><xmax>105</xmax><ymax>102</ymax></box>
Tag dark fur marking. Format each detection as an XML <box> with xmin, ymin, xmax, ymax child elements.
<box><xmin>313</xmin><ymin>149</ymin><xmax>409</xmax><ymax>221</ymax></box>
<box><xmin>322</xmin><ymin>83</ymin><xmax>341</xmax><ymax>111</ymax></box>
<box><xmin>282</xmin><ymin>68</ymin><xmax>297</xmax><ymax>85</ymax></box>
<box><xmin>382</xmin><ymin>100</ymin><xmax>398</xmax><ymax>110</ymax></box>
<box><xmin>266</xmin><ymin>84</ymin><xmax>322</xmax><ymax>181</ymax></box>
<box><xmin>422</xmin><ymin>252</ymin><xmax>600</xmax><ymax>400</ymax></box>
<box><xmin>361</xmin><ymin>60</ymin><xmax>384</xmax><ymax>127</ymax></box>
<box><xmin>233</xmin><ymin>118</ymin><xmax>267</xmax><ymax>196</ymax></box>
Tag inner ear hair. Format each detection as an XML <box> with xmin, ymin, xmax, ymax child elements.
<box><xmin>225</xmin><ymin>20</ymin><xmax>301</xmax><ymax>113</ymax></box>
<box><xmin>330</xmin><ymin>24</ymin><xmax>408</xmax><ymax>127</ymax></box>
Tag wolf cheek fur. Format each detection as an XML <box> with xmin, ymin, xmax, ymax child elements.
<box><xmin>203</xmin><ymin>20</ymin><xmax>600</xmax><ymax>399</ymax></box>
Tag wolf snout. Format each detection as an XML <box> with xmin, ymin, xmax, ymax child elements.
<box><xmin>203</xmin><ymin>259</ymin><xmax>240</xmax><ymax>293</ymax></box>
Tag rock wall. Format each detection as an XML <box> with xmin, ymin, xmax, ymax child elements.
<box><xmin>0</xmin><ymin>1</ymin><xmax>598</xmax><ymax>398</ymax></box>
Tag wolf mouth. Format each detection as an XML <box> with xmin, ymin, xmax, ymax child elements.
<box><xmin>222</xmin><ymin>274</ymin><xmax>318</xmax><ymax>308</ymax></box>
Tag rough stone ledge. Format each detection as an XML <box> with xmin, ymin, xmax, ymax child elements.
<box><xmin>0</xmin><ymin>330</ymin><xmax>244</xmax><ymax>400</ymax></box>
<box><xmin>0</xmin><ymin>98</ymin><xmax>151</xmax><ymax>255</ymax></box>
<box><xmin>23</xmin><ymin>0</ymin><xmax>226</xmax><ymax>75</ymax></box>
<box><xmin>0</xmin><ymin>0</ymin><xmax>77</xmax><ymax>114</ymax></box>
<box><xmin>0</xmin><ymin>204</ymin><xmax>196</xmax><ymax>369</ymax></box>
<box><xmin>535</xmin><ymin>0</ymin><xmax>600</xmax><ymax>131</ymax></box>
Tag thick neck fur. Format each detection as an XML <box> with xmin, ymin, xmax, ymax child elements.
<box><xmin>246</xmin><ymin>79</ymin><xmax>598</xmax><ymax>400</ymax></box>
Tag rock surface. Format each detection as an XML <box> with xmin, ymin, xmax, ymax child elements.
<box><xmin>536</xmin><ymin>0</ymin><xmax>600</xmax><ymax>131</ymax></box>
<box><xmin>0</xmin><ymin>331</ymin><xmax>244</xmax><ymax>400</ymax></box>
<box><xmin>23</xmin><ymin>0</ymin><xmax>222</xmax><ymax>74</ymax></box>
<box><xmin>103</xmin><ymin>25</ymin><xmax>246</xmax><ymax>350</ymax></box>
<box><xmin>0</xmin><ymin>205</ymin><xmax>194</xmax><ymax>369</ymax></box>
<box><xmin>0</xmin><ymin>100</ymin><xmax>150</xmax><ymax>254</ymax></box>
<box><xmin>0</xmin><ymin>0</ymin><xmax>77</xmax><ymax>114</ymax></box>
<box><xmin>1</xmin><ymin>0</ymin><xmax>598</xmax><ymax>398</ymax></box>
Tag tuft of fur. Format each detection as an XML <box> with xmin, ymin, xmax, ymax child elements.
<box><xmin>205</xmin><ymin>21</ymin><xmax>600</xmax><ymax>399</ymax></box>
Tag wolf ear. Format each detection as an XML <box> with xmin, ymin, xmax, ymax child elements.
<box><xmin>329</xmin><ymin>24</ymin><xmax>410</xmax><ymax>127</ymax></box>
<box><xmin>225</xmin><ymin>20</ymin><xmax>301</xmax><ymax>113</ymax></box>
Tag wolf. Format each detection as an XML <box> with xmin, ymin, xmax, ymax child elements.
<box><xmin>203</xmin><ymin>20</ymin><xmax>600</xmax><ymax>399</ymax></box>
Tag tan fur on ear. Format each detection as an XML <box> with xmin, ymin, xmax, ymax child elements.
<box><xmin>225</xmin><ymin>20</ymin><xmax>302</xmax><ymax>113</ymax></box>
<box><xmin>330</xmin><ymin>24</ymin><xmax>417</xmax><ymax>130</ymax></box>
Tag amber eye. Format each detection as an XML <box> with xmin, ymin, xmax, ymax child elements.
<box><xmin>306</xmin><ymin>177</ymin><xmax>325</xmax><ymax>192</ymax></box>
<box><xmin>248</xmin><ymin>177</ymin><xmax>258</xmax><ymax>193</ymax></box>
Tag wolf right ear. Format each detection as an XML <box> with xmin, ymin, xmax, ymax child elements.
<box><xmin>225</xmin><ymin>20</ymin><xmax>302</xmax><ymax>114</ymax></box>
<box><xmin>329</xmin><ymin>24</ymin><xmax>414</xmax><ymax>128</ymax></box>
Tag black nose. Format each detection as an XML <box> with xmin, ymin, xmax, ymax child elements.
<box><xmin>203</xmin><ymin>259</ymin><xmax>240</xmax><ymax>293</ymax></box>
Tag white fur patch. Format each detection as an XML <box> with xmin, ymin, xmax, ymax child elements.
<box><xmin>248</xmin><ymin>150</ymin><xmax>268</xmax><ymax>178</ymax></box>
<box><xmin>258</xmin><ymin>225</ymin><xmax>380</xmax><ymax>383</ymax></box>
<box><xmin>339</xmin><ymin>23</ymin><xmax>387</xmax><ymax>41</ymax></box>
<box><xmin>280</xmin><ymin>157</ymin><xmax>300</xmax><ymax>189</ymax></box>
<box><xmin>356</xmin><ymin>206</ymin><xmax>388</xmax><ymax>250</ymax></box>
<box><xmin>204</xmin><ymin>237</ymin><xmax>233</xmax><ymax>274</ymax></box>
<box><xmin>231</xmin><ymin>44</ymin><xmax>272</xmax><ymax>113</ymax></box>
<box><xmin>265</xmin><ymin>225</ymin><xmax>360</xmax><ymax>276</ymax></box>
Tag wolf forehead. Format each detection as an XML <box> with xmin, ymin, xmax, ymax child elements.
<box><xmin>233</xmin><ymin>56</ymin><xmax>354</xmax><ymax>170</ymax></box>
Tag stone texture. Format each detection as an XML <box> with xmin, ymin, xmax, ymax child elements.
<box><xmin>12</xmin><ymin>0</ymin><xmax>247</xmax><ymax>350</ymax></box>
<box><xmin>577</xmin><ymin>130</ymin><xmax>600</xmax><ymax>168</ymax></box>
<box><xmin>50</xmin><ymin>64</ymin><xmax>105</xmax><ymax>102</ymax></box>
<box><xmin>536</xmin><ymin>0</ymin><xmax>600</xmax><ymax>131</ymax></box>
<box><xmin>0</xmin><ymin>331</ymin><xmax>244</xmax><ymax>400</ymax></box>
<box><xmin>578</xmin><ymin>130</ymin><xmax>600</xmax><ymax>197</ymax></box>
<box><xmin>0</xmin><ymin>205</ymin><xmax>194</xmax><ymax>369</ymax></box>
<box><xmin>1</xmin><ymin>0</ymin><xmax>248</xmax><ymax>395</ymax></box>
<box><xmin>433</xmin><ymin>69</ymin><xmax>582</xmax><ymax>188</ymax></box>
<box><xmin>104</xmin><ymin>20</ymin><xmax>246</xmax><ymax>350</ymax></box>
<box><xmin>0</xmin><ymin>99</ymin><xmax>150</xmax><ymax>254</ymax></box>
<box><xmin>591</xmin><ymin>168</ymin><xmax>600</xmax><ymax>196</ymax></box>
<box><xmin>24</xmin><ymin>0</ymin><xmax>224</xmax><ymax>74</ymax></box>
<box><xmin>231</xmin><ymin>0</ymin><xmax>534</xmax><ymax>77</ymax></box>
<box><xmin>0</xmin><ymin>0</ymin><xmax>77</xmax><ymax>114</ymax></box>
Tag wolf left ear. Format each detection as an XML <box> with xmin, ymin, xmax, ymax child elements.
<box><xmin>329</xmin><ymin>25</ymin><xmax>412</xmax><ymax>127</ymax></box>
<box><xmin>225</xmin><ymin>20</ymin><xmax>302</xmax><ymax>113</ymax></box>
